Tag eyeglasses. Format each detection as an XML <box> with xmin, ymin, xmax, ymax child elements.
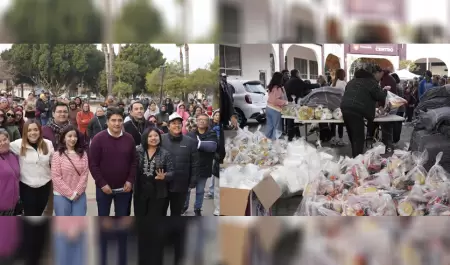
<box><xmin>197</xmin><ymin>118</ymin><xmax>209</xmax><ymax>122</ymax></box>
<box><xmin>55</xmin><ymin>110</ymin><xmax>68</xmax><ymax>114</ymax></box>
<box><xmin>6</xmin><ymin>113</ymin><xmax>14</xmax><ymax>118</ymax></box>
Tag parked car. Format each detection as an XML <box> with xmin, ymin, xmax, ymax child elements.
<box><xmin>227</xmin><ymin>79</ymin><xmax>267</xmax><ymax>127</ymax></box>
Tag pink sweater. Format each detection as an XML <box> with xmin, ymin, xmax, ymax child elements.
<box><xmin>53</xmin><ymin>217</ymin><xmax>88</xmax><ymax>235</ymax></box>
<box><xmin>51</xmin><ymin>151</ymin><xmax>89</xmax><ymax>199</ymax></box>
<box><xmin>267</xmin><ymin>86</ymin><xmax>287</xmax><ymax>111</ymax></box>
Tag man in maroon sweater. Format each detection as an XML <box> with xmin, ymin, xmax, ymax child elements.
<box><xmin>89</xmin><ymin>107</ymin><xmax>137</xmax><ymax>216</ymax></box>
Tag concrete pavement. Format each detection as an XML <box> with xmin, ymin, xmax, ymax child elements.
<box><xmin>85</xmin><ymin>173</ymin><xmax>215</xmax><ymax>216</ymax></box>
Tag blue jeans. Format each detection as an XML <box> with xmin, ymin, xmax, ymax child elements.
<box><xmin>54</xmin><ymin>193</ymin><xmax>87</xmax><ymax>216</ymax></box>
<box><xmin>265</xmin><ymin>107</ymin><xmax>282</xmax><ymax>140</ymax></box>
<box><xmin>208</xmin><ymin>177</ymin><xmax>214</xmax><ymax>195</ymax></box>
<box><xmin>184</xmin><ymin>177</ymin><xmax>208</xmax><ymax>210</ymax></box>
<box><xmin>96</xmin><ymin>188</ymin><xmax>132</xmax><ymax>216</ymax></box>
<box><xmin>40</xmin><ymin>117</ymin><xmax>49</xmax><ymax>126</ymax></box>
<box><xmin>53</xmin><ymin>233</ymin><xmax>86</xmax><ymax>265</ymax></box>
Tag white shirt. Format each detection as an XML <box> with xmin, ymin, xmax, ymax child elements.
<box><xmin>10</xmin><ymin>139</ymin><xmax>54</xmax><ymax>188</ymax></box>
<box><xmin>332</xmin><ymin>79</ymin><xmax>347</xmax><ymax>92</ymax></box>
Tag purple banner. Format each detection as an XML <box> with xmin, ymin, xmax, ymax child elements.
<box><xmin>349</xmin><ymin>44</ymin><xmax>399</xmax><ymax>56</ymax></box>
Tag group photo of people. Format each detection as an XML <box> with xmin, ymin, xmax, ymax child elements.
<box><xmin>0</xmin><ymin>90</ymin><xmax>224</xmax><ymax>217</ymax></box>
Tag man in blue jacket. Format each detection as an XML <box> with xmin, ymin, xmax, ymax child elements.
<box><xmin>184</xmin><ymin>113</ymin><xmax>218</xmax><ymax>216</ymax></box>
<box><xmin>419</xmin><ymin>70</ymin><xmax>435</xmax><ymax>99</ymax></box>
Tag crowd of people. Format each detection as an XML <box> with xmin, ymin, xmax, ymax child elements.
<box><xmin>263</xmin><ymin>64</ymin><xmax>442</xmax><ymax>158</ymax></box>
<box><xmin>0</xmin><ymin>90</ymin><xmax>225</xmax><ymax>217</ymax></box>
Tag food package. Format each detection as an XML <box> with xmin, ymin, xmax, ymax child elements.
<box><xmin>314</xmin><ymin>105</ymin><xmax>324</xmax><ymax>120</ymax></box>
<box><xmin>320</xmin><ymin>108</ymin><xmax>333</xmax><ymax>120</ymax></box>
<box><xmin>281</xmin><ymin>103</ymin><xmax>298</xmax><ymax>117</ymax></box>
<box><xmin>363</xmin><ymin>144</ymin><xmax>385</xmax><ymax>173</ymax></box>
<box><xmin>332</xmin><ymin>108</ymin><xmax>343</xmax><ymax>120</ymax></box>
<box><xmin>404</xmin><ymin>150</ymin><xmax>429</xmax><ymax>186</ymax></box>
<box><xmin>297</xmin><ymin>106</ymin><xmax>314</xmax><ymax>120</ymax></box>
<box><xmin>386</xmin><ymin>91</ymin><xmax>407</xmax><ymax>110</ymax></box>
<box><xmin>397</xmin><ymin>185</ymin><xmax>428</xmax><ymax>216</ymax></box>
<box><xmin>220</xmin><ymin>164</ymin><xmax>265</xmax><ymax>189</ymax></box>
<box><xmin>362</xmin><ymin>170</ymin><xmax>391</xmax><ymax>190</ymax></box>
<box><xmin>426</xmin><ymin>152</ymin><xmax>450</xmax><ymax>189</ymax></box>
<box><xmin>428</xmin><ymin>203</ymin><xmax>450</xmax><ymax>216</ymax></box>
<box><xmin>343</xmin><ymin>193</ymin><xmax>397</xmax><ymax>216</ymax></box>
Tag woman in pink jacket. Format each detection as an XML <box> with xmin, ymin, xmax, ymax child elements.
<box><xmin>176</xmin><ymin>103</ymin><xmax>190</xmax><ymax>134</ymax></box>
<box><xmin>265</xmin><ymin>72</ymin><xmax>288</xmax><ymax>140</ymax></box>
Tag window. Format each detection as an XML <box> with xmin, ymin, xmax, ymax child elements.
<box><xmin>270</xmin><ymin>53</ymin><xmax>275</xmax><ymax>76</ymax></box>
<box><xmin>309</xmin><ymin>61</ymin><xmax>318</xmax><ymax>79</ymax></box>
<box><xmin>293</xmin><ymin>58</ymin><xmax>308</xmax><ymax>79</ymax></box>
<box><xmin>295</xmin><ymin>24</ymin><xmax>315</xmax><ymax>42</ymax></box>
<box><xmin>219</xmin><ymin>4</ymin><xmax>240</xmax><ymax>43</ymax></box>
<box><xmin>219</xmin><ymin>45</ymin><xmax>242</xmax><ymax>76</ymax></box>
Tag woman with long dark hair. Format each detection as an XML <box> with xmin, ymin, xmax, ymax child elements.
<box><xmin>134</xmin><ymin>127</ymin><xmax>174</xmax><ymax>216</ymax></box>
<box><xmin>14</xmin><ymin>108</ymin><xmax>24</xmax><ymax>137</ymax></box>
<box><xmin>265</xmin><ymin>72</ymin><xmax>288</xmax><ymax>140</ymax></box>
<box><xmin>9</xmin><ymin>120</ymin><xmax>54</xmax><ymax>216</ymax></box>
<box><xmin>51</xmin><ymin>125</ymin><xmax>88</xmax><ymax>216</ymax></box>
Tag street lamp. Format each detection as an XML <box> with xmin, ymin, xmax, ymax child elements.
<box><xmin>159</xmin><ymin>65</ymin><xmax>166</xmax><ymax>105</ymax></box>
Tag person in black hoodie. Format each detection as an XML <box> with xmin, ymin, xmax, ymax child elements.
<box><xmin>184</xmin><ymin>113</ymin><xmax>218</xmax><ymax>216</ymax></box>
<box><xmin>340</xmin><ymin>63</ymin><xmax>389</xmax><ymax>157</ymax></box>
<box><xmin>220</xmin><ymin>73</ymin><xmax>235</xmax><ymax>129</ymax></box>
<box><xmin>283</xmin><ymin>69</ymin><xmax>320</xmax><ymax>141</ymax></box>
<box><xmin>164</xmin><ymin>98</ymin><xmax>174</xmax><ymax>115</ymax></box>
<box><xmin>161</xmin><ymin>113</ymin><xmax>199</xmax><ymax>216</ymax></box>
<box><xmin>123</xmin><ymin>101</ymin><xmax>151</xmax><ymax>146</ymax></box>
<box><xmin>213</xmin><ymin>122</ymin><xmax>225</xmax><ymax>216</ymax></box>
<box><xmin>156</xmin><ymin>105</ymin><xmax>170</xmax><ymax>133</ymax></box>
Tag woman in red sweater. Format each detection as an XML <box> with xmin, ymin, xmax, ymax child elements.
<box><xmin>76</xmin><ymin>103</ymin><xmax>94</xmax><ymax>138</ymax></box>
<box><xmin>51</xmin><ymin>125</ymin><xmax>89</xmax><ymax>216</ymax></box>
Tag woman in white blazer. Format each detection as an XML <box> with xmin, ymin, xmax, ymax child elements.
<box><xmin>10</xmin><ymin>120</ymin><xmax>54</xmax><ymax>216</ymax></box>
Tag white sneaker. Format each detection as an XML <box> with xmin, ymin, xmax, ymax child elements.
<box><xmin>329</xmin><ymin>137</ymin><xmax>337</xmax><ymax>145</ymax></box>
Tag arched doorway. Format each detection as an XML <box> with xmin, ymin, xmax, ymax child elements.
<box><xmin>325</xmin><ymin>53</ymin><xmax>341</xmax><ymax>74</ymax></box>
<box><xmin>413</xmin><ymin>58</ymin><xmax>448</xmax><ymax>76</ymax></box>
<box><xmin>352</xmin><ymin>23</ymin><xmax>393</xmax><ymax>43</ymax></box>
<box><xmin>349</xmin><ymin>58</ymin><xmax>394</xmax><ymax>79</ymax></box>
<box><xmin>285</xmin><ymin>45</ymin><xmax>319</xmax><ymax>80</ymax></box>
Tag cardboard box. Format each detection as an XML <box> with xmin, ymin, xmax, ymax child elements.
<box><xmin>220</xmin><ymin>175</ymin><xmax>283</xmax><ymax>216</ymax></box>
<box><xmin>219</xmin><ymin>222</ymin><xmax>251</xmax><ymax>265</ymax></box>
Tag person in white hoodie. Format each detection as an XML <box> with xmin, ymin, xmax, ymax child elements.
<box><xmin>10</xmin><ymin>120</ymin><xmax>54</xmax><ymax>216</ymax></box>
<box><xmin>144</xmin><ymin>101</ymin><xmax>160</xmax><ymax>120</ymax></box>
<box><xmin>330</xmin><ymin>68</ymin><xmax>347</xmax><ymax>146</ymax></box>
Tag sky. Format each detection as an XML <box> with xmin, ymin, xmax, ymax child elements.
<box><xmin>0</xmin><ymin>43</ymin><xmax>216</xmax><ymax>71</ymax></box>
<box><xmin>0</xmin><ymin>0</ymin><xmax>216</xmax><ymax>40</ymax></box>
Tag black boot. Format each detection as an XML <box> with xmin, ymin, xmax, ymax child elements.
<box><xmin>182</xmin><ymin>206</ymin><xmax>188</xmax><ymax>215</ymax></box>
<box><xmin>194</xmin><ymin>209</ymin><xmax>202</xmax><ymax>216</ymax></box>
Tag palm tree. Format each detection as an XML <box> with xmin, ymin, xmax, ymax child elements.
<box><xmin>108</xmin><ymin>43</ymin><xmax>115</xmax><ymax>91</ymax></box>
<box><xmin>184</xmin><ymin>43</ymin><xmax>189</xmax><ymax>75</ymax></box>
<box><xmin>102</xmin><ymin>44</ymin><xmax>110</xmax><ymax>95</ymax></box>
<box><xmin>175</xmin><ymin>44</ymin><xmax>184</xmax><ymax>75</ymax></box>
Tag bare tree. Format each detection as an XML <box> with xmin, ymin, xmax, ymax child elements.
<box><xmin>108</xmin><ymin>43</ymin><xmax>115</xmax><ymax>94</ymax></box>
<box><xmin>102</xmin><ymin>44</ymin><xmax>111</xmax><ymax>95</ymax></box>
<box><xmin>184</xmin><ymin>44</ymin><xmax>189</xmax><ymax>75</ymax></box>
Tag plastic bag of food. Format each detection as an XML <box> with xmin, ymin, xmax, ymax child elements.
<box><xmin>385</xmin><ymin>91</ymin><xmax>407</xmax><ymax>112</ymax></box>
<box><xmin>281</xmin><ymin>102</ymin><xmax>297</xmax><ymax>116</ymax></box>
<box><xmin>232</xmin><ymin>150</ymin><xmax>252</xmax><ymax>164</ymax></box>
<box><xmin>362</xmin><ymin>170</ymin><xmax>391</xmax><ymax>189</ymax></box>
<box><xmin>429</xmin><ymin>203</ymin><xmax>450</xmax><ymax>215</ymax></box>
<box><xmin>332</xmin><ymin>108</ymin><xmax>343</xmax><ymax>120</ymax></box>
<box><xmin>342</xmin><ymin>195</ymin><xmax>373</xmax><ymax>216</ymax></box>
<box><xmin>233</xmin><ymin>126</ymin><xmax>253</xmax><ymax>145</ymax></box>
<box><xmin>397</xmin><ymin>185</ymin><xmax>428</xmax><ymax>216</ymax></box>
<box><xmin>321</xmin><ymin>108</ymin><xmax>333</xmax><ymax>120</ymax></box>
<box><xmin>314</xmin><ymin>105</ymin><xmax>324</xmax><ymax>120</ymax></box>
<box><xmin>404</xmin><ymin>150</ymin><xmax>428</xmax><ymax>186</ymax></box>
<box><xmin>363</xmin><ymin>144</ymin><xmax>385</xmax><ymax>173</ymax></box>
<box><xmin>426</xmin><ymin>152</ymin><xmax>450</xmax><ymax>188</ymax></box>
<box><xmin>297</xmin><ymin>106</ymin><xmax>314</xmax><ymax>120</ymax></box>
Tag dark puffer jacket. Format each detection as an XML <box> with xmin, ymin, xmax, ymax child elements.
<box><xmin>340</xmin><ymin>69</ymin><xmax>387</xmax><ymax>120</ymax></box>
<box><xmin>187</xmin><ymin>129</ymin><xmax>218</xmax><ymax>179</ymax></box>
<box><xmin>161</xmin><ymin>133</ymin><xmax>199</xmax><ymax>192</ymax></box>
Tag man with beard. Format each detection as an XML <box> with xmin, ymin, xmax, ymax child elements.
<box><xmin>284</xmin><ymin>69</ymin><xmax>320</xmax><ymax>141</ymax></box>
<box><xmin>161</xmin><ymin>113</ymin><xmax>199</xmax><ymax>216</ymax></box>
<box><xmin>156</xmin><ymin>105</ymin><xmax>170</xmax><ymax>133</ymax></box>
<box><xmin>42</xmin><ymin>102</ymin><xmax>87</xmax><ymax>216</ymax></box>
<box><xmin>219</xmin><ymin>73</ymin><xmax>234</xmax><ymax>129</ymax></box>
<box><xmin>123</xmin><ymin>101</ymin><xmax>151</xmax><ymax>146</ymax></box>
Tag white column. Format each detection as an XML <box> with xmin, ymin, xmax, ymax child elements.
<box><xmin>426</xmin><ymin>57</ymin><xmax>429</xmax><ymax>70</ymax></box>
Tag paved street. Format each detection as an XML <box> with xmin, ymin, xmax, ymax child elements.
<box><xmin>85</xmin><ymin>174</ymin><xmax>215</xmax><ymax>216</ymax></box>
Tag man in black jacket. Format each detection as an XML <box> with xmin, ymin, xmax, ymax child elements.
<box><xmin>123</xmin><ymin>101</ymin><xmax>151</xmax><ymax>146</ymax></box>
<box><xmin>184</xmin><ymin>113</ymin><xmax>218</xmax><ymax>216</ymax></box>
<box><xmin>219</xmin><ymin>73</ymin><xmax>234</xmax><ymax>129</ymax></box>
<box><xmin>213</xmin><ymin>123</ymin><xmax>225</xmax><ymax>216</ymax></box>
<box><xmin>161</xmin><ymin>113</ymin><xmax>200</xmax><ymax>216</ymax></box>
<box><xmin>284</xmin><ymin>69</ymin><xmax>320</xmax><ymax>141</ymax></box>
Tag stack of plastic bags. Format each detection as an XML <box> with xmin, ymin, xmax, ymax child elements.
<box><xmin>224</xmin><ymin>126</ymin><xmax>288</xmax><ymax>166</ymax></box>
<box><xmin>282</xmin><ymin>104</ymin><xmax>342</xmax><ymax>121</ymax></box>
<box><xmin>296</xmin><ymin>146</ymin><xmax>450</xmax><ymax>216</ymax></box>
